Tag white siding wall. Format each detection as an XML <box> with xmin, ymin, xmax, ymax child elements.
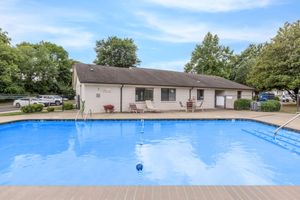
<box><xmin>224</xmin><ymin>90</ymin><xmax>237</xmax><ymax>109</ymax></box>
<box><xmin>121</xmin><ymin>86</ymin><xmax>191</xmax><ymax>112</ymax></box>
<box><xmin>242</xmin><ymin>90</ymin><xmax>253</xmax><ymax>99</ymax></box>
<box><xmin>190</xmin><ymin>88</ymin><xmax>215</xmax><ymax>109</ymax></box>
<box><xmin>223</xmin><ymin>90</ymin><xmax>253</xmax><ymax>109</ymax></box>
<box><xmin>76</xmin><ymin>82</ymin><xmax>253</xmax><ymax>113</ymax></box>
<box><xmin>83</xmin><ymin>84</ymin><xmax>121</xmax><ymax>113</ymax></box>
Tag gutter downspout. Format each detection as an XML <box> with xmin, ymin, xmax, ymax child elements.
<box><xmin>120</xmin><ymin>84</ymin><xmax>124</xmax><ymax>112</ymax></box>
<box><xmin>189</xmin><ymin>87</ymin><xmax>194</xmax><ymax>100</ymax></box>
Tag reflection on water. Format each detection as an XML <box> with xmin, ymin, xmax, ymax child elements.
<box><xmin>136</xmin><ymin>139</ymin><xmax>275</xmax><ymax>185</ymax></box>
<box><xmin>0</xmin><ymin>120</ymin><xmax>299</xmax><ymax>185</ymax></box>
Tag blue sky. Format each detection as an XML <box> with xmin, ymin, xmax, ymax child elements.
<box><xmin>0</xmin><ymin>0</ymin><xmax>299</xmax><ymax>71</ymax></box>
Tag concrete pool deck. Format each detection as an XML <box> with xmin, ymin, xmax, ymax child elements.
<box><xmin>1</xmin><ymin>110</ymin><xmax>300</xmax><ymax>199</ymax></box>
<box><xmin>1</xmin><ymin>109</ymin><xmax>300</xmax><ymax>131</ymax></box>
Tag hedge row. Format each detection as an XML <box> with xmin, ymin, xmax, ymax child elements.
<box><xmin>21</xmin><ymin>104</ymin><xmax>44</xmax><ymax>113</ymax></box>
<box><xmin>260</xmin><ymin>100</ymin><xmax>281</xmax><ymax>112</ymax></box>
<box><xmin>63</xmin><ymin>102</ymin><xmax>74</xmax><ymax>110</ymax></box>
<box><xmin>234</xmin><ymin>99</ymin><xmax>281</xmax><ymax>112</ymax></box>
<box><xmin>47</xmin><ymin>107</ymin><xmax>55</xmax><ymax>112</ymax></box>
<box><xmin>234</xmin><ymin>99</ymin><xmax>252</xmax><ymax>110</ymax></box>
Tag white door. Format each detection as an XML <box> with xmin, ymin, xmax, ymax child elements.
<box><xmin>216</xmin><ymin>96</ymin><xmax>225</xmax><ymax>107</ymax></box>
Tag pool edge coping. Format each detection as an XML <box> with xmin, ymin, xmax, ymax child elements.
<box><xmin>1</xmin><ymin>117</ymin><xmax>299</xmax><ymax>133</ymax></box>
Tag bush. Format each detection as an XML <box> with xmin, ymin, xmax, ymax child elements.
<box><xmin>261</xmin><ymin>100</ymin><xmax>281</xmax><ymax>112</ymax></box>
<box><xmin>234</xmin><ymin>99</ymin><xmax>252</xmax><ymax>110</ymax></box>
<box><xmin>21</xmin><ymin>104</ymin><xmax>44</xmax><ymax>113</ymax></box>
<box><xmin>274</xmin><ymin>96</ymin><xmax>280</xmax><ymax>101</ymax></box>
<box><xmin>47</xmin><ymin>107</ymin><xmax>55</xmax><ymax>112</ymax></box>
<box><xmin>63</xmin><ymin>102</ymin><xmax>74</xmax><ymax>110</ymax></box>
<box><xmin>32</xmin><ymin>104</ymin><xmax>43</xmax><ymax>112</ymax></box>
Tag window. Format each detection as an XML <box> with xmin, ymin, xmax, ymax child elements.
<box><xmin>135</xmin><ymin>88</ymin><xmax>153</xmax><ymax>101</ymax></box>
<box><xmin>237</xmin><ymin>91</ymin><xmax>242</xmax><ymax>99</ymax></box>
<box><xmin>161</xmin><ymin>88</ymin><xmax>176</xmax><ymax>101</ymax></box>
<box><xmin>197</xmin><ymin>89</ymin><xmax>204</xmax><ymax>100</ymax></box>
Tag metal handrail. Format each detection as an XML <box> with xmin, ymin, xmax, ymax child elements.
<box><xmin>75</xmin><ymin>110</ymin><xmax>81</xmax><ymax>121</ymax></box>
<box><xmin>84</xmin><ymin>109</ymin><xmax>93</xmax><ymax>121</ymax></box>
<box><xmin>274</xmin><ymin>113</ymin><xmax>300</xmax><ymax>136</ymax></box>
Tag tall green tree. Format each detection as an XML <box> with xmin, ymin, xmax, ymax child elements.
<box><xmin>231</xmin><ymin>44</ymin><xmax>264</xmax><ymax>85</ymax></box>
<box><xmin>184</xmin><ymin>32</ymin><xmax>234</xmax><ymax>79</ymax></box>
<box><xmin>0</xmin><ymin>28</ymin><xmax>11</xmax><ymax>44</ymax></box>
<box><xmin>94</xmin><ymin>36</ymin><xmax>140</xmax><ymax>68</ymax></box>
<box><xmin>17</xmin><ymin>42</ymin><xmax>73</xmax><ymax>95</ymax></box>
<box><xmin>248</xmin><ymin>21</ymin><xmax>300</xmax><ymax>98</ymax></box>
<box><xmin>0</xmin><ymin>29</ymin><xmax>23</xmax><ymax>94</ymax></box>
<box><xmin>0</xmin><ymin>28</ymin><xmax>74</xmax><ymax>96</ymax></box>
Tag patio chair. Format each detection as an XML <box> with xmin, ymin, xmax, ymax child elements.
<box><xmin>129</xmin><ymin>103</ymin><xmax>144</xmax><ymax>113</ymax></box>
<box><xmin>179</xmin><ymin>101</ymin><xmax>187</xmax><ymax>112</ymax></box>
<box><xmin>186</xmin><ymin>101</ymin><xmax>194</xmax><ymax>112</ymax></box>
<box><xmin>145</xmin><ymin>100</ymin><xmax>160</xmax><ymax>112</ymax></box>
<box><xmin>195</xmin><ymin>100</ymin><xmax>204</xmax><ymax>111</ymax></box>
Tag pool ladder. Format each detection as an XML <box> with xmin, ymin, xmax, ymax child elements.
<box><xmin>75</xmin><ymin>109</ymin><xmax>92</xmax><ymax>121</ymax></box>
<box><xmin>84</xmin><ymin>109</ymin><xmax>93</xmax><ymax>121</ymax></box>
<box><xmin>75</xmin><ymin>110</ymin><xmax>81</xmax><ymax>121</ymax></box>
<box><xmin>274</xmin><ymin>113</ymin><xmax>300</xmax><ymax>136</ymax></box>
<box><xmin>243</xmin><ymin>129</ymin><xmax>300</xmax><ymax>155</ymax></box>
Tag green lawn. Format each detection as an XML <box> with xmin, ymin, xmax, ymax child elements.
<box><xmin>0</xmin><ymin>100</ymin><xmax>76</xmax><ymax>117</ymax></box>
<box><xmin>0</xmin><ymin>111</ymin><xmax>51</xmax><ymax>117</ymax></box>
<box><xmin>280</xmin><ymin>103</ymin><xmax>299</xmax><ymax>113</ymax></box>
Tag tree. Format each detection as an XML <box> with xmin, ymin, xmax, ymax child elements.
<box><xmin>0</xmin><ymin>29</ymin><xmax>23</xmax><ymax>94</ymax></box>
<box><xmin>40</xmin><ymin>41</ymin><xmax>73</xmax><ymax>95</ymax></box>
<box><xmin>248</xmin><ymin>21</ymin><xmax>300</xmax><ymax>99</ymax></box>
<box><xmin>184</xmin><ymin>32</ymin><xmax>234</xmax><ymax>79</ymax></box>
<box><xmin>17</xmin><ymin>41</ymin><xmax>73</xmax><ymax>95</ymax></box>
<box><xmin>0</xmin><ymin>28</ymin><xmax>74</xmax><ymax>96</ymax></box>
<box><xmin>94</xmin><ymin>36</ymin><xmax>140</xmax><ymax>68</ymax></box>
<box><xmin>231</xmin><ymin>44</ymin><xmax>264</xmax><ymax>85</ymax></box>
<box><xmin>0</xmin><ymin>28</ymin><xmax>11</xmax><ymax>44</ymax></box>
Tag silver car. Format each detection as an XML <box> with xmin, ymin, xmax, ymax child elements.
<box><xmin>13</xmin><ymin>98</ymin><xmax>44</xmax><ymax>108</ymax></box>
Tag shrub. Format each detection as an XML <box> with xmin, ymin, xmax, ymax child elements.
<box><xmin>32</xmin><ymin>104</ymin><xmax>43</xmax><ymax>112</ymax></box>
<box><xmin>234</xmin><ymin>99</ymin><xmax>252</xmax><ymax>110</ymax></box>
<box><xmin>21</xmin><ymin>104</ymin><xmax>43</xmax><ymax>113</ymax></box>
<box><xmin>261</xmin><ymin>100</ymin><xmax>281</xmax><ymax>112</ymax></box>
<box><xmin>47</xmin><ymin>107</ymin><xmax>55</xmax><ymax>112</ymax></box>
<box><xmin>63</xmin><ymin>102</ymin><xmax>74</xmax><ymax>110</ymax></box>
<box><xmin>274</xmin><ymin>96</ymin><xmax>280</xmax><ymax>101</ymax></box>
<box><xmin>21</xmin><ymin>105</ymin><xmax>33</xmax><ymax>113</ymax></box>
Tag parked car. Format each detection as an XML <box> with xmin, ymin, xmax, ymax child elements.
<box><xmin>13</xmin><ymin>98</ymin><xmax>45</xmax><ymax>108</ymax></box>
<box><xmin>280</xmin><ymin>94</ymin><xmax>295</xmax><ymax>102</ymax></box>
<box><xmin>38</xmin><ymin>95</ymin><xmax>64</xmax><ymax>106</ymax></box>
<box><xmin>258</xmin><ymin>92</ymin><xmax>275</xmax><ymax>101</ymax></box>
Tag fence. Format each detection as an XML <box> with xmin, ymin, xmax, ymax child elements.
<box><xmin>0</xmin><ymin>94</ymin><xmax>27</xmax><ymax>100</ymax></box>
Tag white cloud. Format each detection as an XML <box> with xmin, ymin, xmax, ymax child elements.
<box><xmin>143</xmin><ymin>59</ymin><xmax>188</xmax><ymax>71</ymax></box>
<box><xmin>144</xmin><ymin>0</ymin><xmax>276</xmax><ymax>12</ymax></box>
<box><xmin>0</xmin><ymin>0</ymin><xmax>95</xmax><ymax>49</ymax></box>
<box><xmin>136</xmin><ymin>12</ymin><xmax>278</xmax><ymax>43</ymax></box>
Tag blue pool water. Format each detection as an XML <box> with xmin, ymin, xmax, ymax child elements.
<box><xmin>0</xmin><ymin>119</ymin><xmax>300</xmax><ymax>185</ymax></box>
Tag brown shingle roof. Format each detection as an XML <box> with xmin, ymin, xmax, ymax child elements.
<box><xmin>74</xmin><ymin>63</ymin><xmax>253</xmax><ymax>90</ymax></box>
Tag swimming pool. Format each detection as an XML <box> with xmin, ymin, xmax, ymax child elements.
<box><xmin>0</xmin><ymin>119</ymin><xmax>300</xmax><ymax>185</ymax></box>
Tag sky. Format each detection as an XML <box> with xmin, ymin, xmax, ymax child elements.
<box><xmin>0</xmin><ymin>0</ymin><xmax>299</xmax><ymax>72</ymax></box>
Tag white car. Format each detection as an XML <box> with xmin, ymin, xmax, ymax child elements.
<box><xmin>280</xmin><ymin>95</ymin><xmax>295</xmax><ymax>103</ymax></box>
<box><xmin>38</xmin><ymin>95</ymin><xmax>64</xmax><ymax>106</ymax></box>
<box><xmin>13</xmin><ymin>98</ymin><xmax>45</xmax><ymax>108</ymax></box>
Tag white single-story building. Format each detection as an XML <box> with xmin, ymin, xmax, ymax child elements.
<box><xmin>72</xmin><ymin>63</ymin><xmax>254</xmax><ymax>113</ymax></box>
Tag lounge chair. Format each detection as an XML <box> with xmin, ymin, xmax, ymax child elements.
<box><xmin>179</xmin><ymin>101</ymin><xmax>187</xmax><ymax>112</ymax></box>
<box><xmin>194</xmin><ymin>100</ymin><xmax>204</xmax><ymax>111</ymax></box>
<box><xmin>129</xmin><ymin>103</ymin><xmax>144</xmax><ymax>113</ymax></box>
<box><xmin>145</xmin><ymin>100</ymin><xmax>160</xmax><ymax>112</ymax></box>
